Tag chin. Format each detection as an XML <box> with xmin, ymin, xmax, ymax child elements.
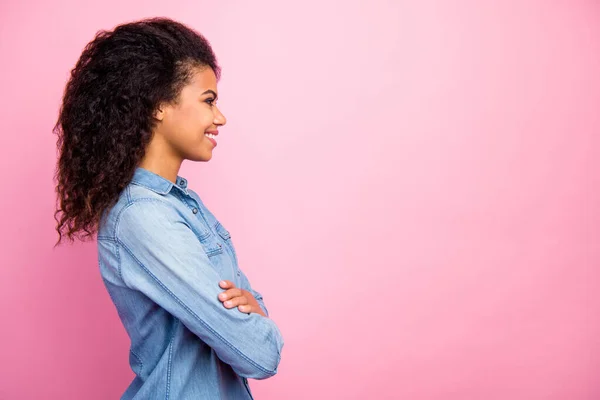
<box><xmin>187</xmin><ymin>152</ymin><xmax>212</xmax><ymax>162</ymax></box>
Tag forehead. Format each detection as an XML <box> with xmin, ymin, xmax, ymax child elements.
<box><xmin>187</xmin><ymin>66</ymin><xmax>218</xmax><ymax>93</ymax></box>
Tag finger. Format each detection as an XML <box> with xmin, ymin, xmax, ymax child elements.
<box><xmin>237</xmin><ymin>304</ymin><xmax>253</xmax><ymax>314</ymax></box>
<box><xmin>219</xmin><ymin>280</ymin><xmax>235</xmax><ymax>290</ymax></box>
<box><xmin>223</xmin><ymin>295</ymin><xmax>249</xmax><ymax>309</ymax></box>
<box><xmin>218</xmin><ymin>288</ymin><xmax>243</xmax><ymax>302</ymax></box>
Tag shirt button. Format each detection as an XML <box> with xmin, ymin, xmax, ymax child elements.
<box><xmin>179</xmin><ymin>180</ymin><xmax>186</xmax><ymax>186</ymax></box>
<box><xmin>192</xmin><ymin>208</ymin><xmax>198</xmax><ymax>214</ymax></box>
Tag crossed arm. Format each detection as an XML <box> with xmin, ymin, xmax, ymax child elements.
<box><xmin>116</xmin><ymin>199</ymin><xmax>283</xmax><ymax>379</ymax></box>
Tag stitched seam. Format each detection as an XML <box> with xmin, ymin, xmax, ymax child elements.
<box><xmin>112</xmin><ymin>198</ymin><xmax>158</xmax><ymax>237</ymax></box>
<box><xmin>129</xmin><ymin>349</ymin><xmax>144</xmax><ymax>376</ymax></box>
<box><xmin>172</xmin><ymin>184</ymin><xmax>188</xmax><ymax>196</ymax></box>
<box><xmin>116</xmin><ymin>243</ymin><xmax>123</xmax><ymax>283</ymax></box>
<box><xmin>97</xmin><ymin>236</ymin><xmax>115</xmax><ymax>242</ymax></box>
<box><xmin>117</xmin><ymin>240</ymin><xmax>274</xmax><ymax>375</ymax></box>
<box><xmin>206</xmin><ymin>247</ymin><xmax>224</xmax><ymax>257</ymax></box>
<box><xmin>198</xmin><ymin>230</ymin><xmax>211</xmax><ymax>241</ymax></box>
<box><xmin>165</xmin><ymin>324</ymin><xmax>176</xmax><ymax>400</ymax></box>
<box><xmin>98</xmin><ymin>238</ymin><xmax>123</xmax><ymax>280</ymax></box>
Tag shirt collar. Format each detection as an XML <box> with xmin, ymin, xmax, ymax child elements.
<box><xmin>130</xmin><ymin>167</ymin><xmax>189</xmax><ymax>195</ymax></box>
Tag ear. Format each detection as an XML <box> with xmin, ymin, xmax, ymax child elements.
<box><xmin>153</xmin><ymin>104</ymin><xmax>166</xmax><ymax>121</ymax></box>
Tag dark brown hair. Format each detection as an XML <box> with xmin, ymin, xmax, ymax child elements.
<box><xmin>54</xmin><ymin>17</ymin><xmax>220</xmax><ymax>244</ymax></box>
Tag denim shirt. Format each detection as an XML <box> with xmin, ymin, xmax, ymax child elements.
<box><xmin>97</xmin><ymin>167</ymin><xmax>284</xmax><ymax>400</ymax></box>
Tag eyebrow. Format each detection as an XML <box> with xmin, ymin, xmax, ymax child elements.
<box><xmin>202</xmin><ymin>90</ymin><xmax>218</xmax><ymax>99</ymax></box>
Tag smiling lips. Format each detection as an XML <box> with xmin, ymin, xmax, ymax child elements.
<box><xmin>205</xmin><ymin>130</ymin><xmax>218</xmax><ymax>147</ymax></box>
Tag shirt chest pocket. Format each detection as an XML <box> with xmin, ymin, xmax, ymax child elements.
<box><xmin>196</xmin><ymin>228</ymin><xmax>224</xmax><ymax>258</ymax></box>
<box><xmin>195</xmin><ymin>222</ymin><xmax>241</xmax><ymax>282</ymax></box>
<box><xmin>215</xmin><ymin>222</ymin><xmax>237</xmax><ymax>261</ymax></box>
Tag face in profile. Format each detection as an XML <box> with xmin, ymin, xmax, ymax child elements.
<box><xmin>153</xmin><ymin>66</ymin><xmax>227</xmax><ymax>163</ymax></box>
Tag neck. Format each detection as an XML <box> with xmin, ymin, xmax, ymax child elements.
<box><xmin>138</xmin><ymin>143</ymin><xmax>183</xmax><ymax>183</ymax></box>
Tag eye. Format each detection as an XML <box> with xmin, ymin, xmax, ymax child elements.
<box><xmin>205</xmin><ymin>97</ymin><xmax>217</xmax><ymax>106</ymax></box>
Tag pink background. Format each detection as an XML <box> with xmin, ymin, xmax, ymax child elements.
<box><xmin>1</xmin><ymin>0</ymin><xmax>599</xmax><ymax>399</ymax></box>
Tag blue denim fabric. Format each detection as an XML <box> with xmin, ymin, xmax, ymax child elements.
<box><xmin>97</xmin><ymin>167</ymin><xmax>284</xmax><ymax>399</ymax></box>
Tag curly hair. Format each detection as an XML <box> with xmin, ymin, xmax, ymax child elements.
<box><xmin>54</xmin><ymin>17</ymin><xmax>221</xmax><ymax>244</ymax></box>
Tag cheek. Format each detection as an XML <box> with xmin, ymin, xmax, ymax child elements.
<box><xmin>181</xmin><ymin>105</ymin><xmax>213</xmax><ymax>130</ymax></box>
<box><xmin>199</xmin><ymin>108</ymin><xmax>215</xmax><ymax>127</ymax></box>
<box><xmin>164</xmin><ymin>104</ymin><xmax>213</xmax><ymax>140</ymax></box>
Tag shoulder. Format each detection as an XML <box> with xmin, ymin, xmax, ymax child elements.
<box><xmin>98</xmin><ymin>185</ymin><xmax>182</xmax><ymax>240</ymax></box>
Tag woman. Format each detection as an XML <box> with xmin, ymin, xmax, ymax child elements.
<box><xmin>54</xmin><ymin>17</ymin><xmax>283</xmax><ymax>399</ymax></box>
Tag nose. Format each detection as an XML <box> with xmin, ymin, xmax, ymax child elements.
<box><xmin>214</xmin><ymin>105</ymin><xmax>227</xmax><ymax>126</ymax></box>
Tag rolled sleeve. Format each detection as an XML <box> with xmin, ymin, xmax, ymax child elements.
<box><xmin>115</xmin><ymin>199</ymin><xmax>283</xmax><ymax>379</ymax></box>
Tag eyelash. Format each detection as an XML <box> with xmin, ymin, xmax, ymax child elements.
<box><xmin>205</xmin><ymin>98</ymin><xmax>217</xmax><ymax>106</ymax></box>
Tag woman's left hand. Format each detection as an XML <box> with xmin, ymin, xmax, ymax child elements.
<box><xmin>218</xmin><ymin>280</ymin><xmax>267</xmax><ymax>317</ymax></box>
